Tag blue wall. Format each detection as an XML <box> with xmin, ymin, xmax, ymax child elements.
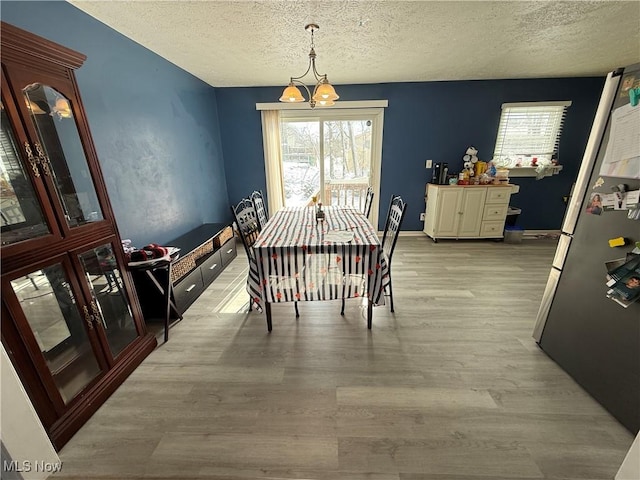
<box><xmin>2</xmin><ymin>1</ymin><xmax>229</xmax><ymax>247</ymax></box>
<box><xmin>218</xmin><ymin>79</ymin><xmax>604</xmax><ymax>230</ymax></box>
<box><xmin>3</xmin><ymin>1</ymin><xmax>605</xmax><ymax>235</ymax></box>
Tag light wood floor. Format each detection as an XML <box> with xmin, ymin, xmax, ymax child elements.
<box><xmin>53</xmin><ymin>236</ymin><xmax>634</xmax><ymax>480</ymax></box>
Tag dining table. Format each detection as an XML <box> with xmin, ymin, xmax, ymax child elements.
<box><xmin>247</xmin><ymin>205</ymin><xmax>390</xmax><ymax>331</ymax></box>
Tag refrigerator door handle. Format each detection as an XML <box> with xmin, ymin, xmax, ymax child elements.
<box><xmin>552</xmin><ymin>233</ymin><xmax>573</xmax><ymax>270</ymax></box>
<box><xmin>533</xmin><ymin>267</ymin><xmax>562</xmax><ymax>343</ymax></box>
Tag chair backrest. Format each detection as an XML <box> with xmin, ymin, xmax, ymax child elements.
<box><xmin>381</xmin><ymin>195</ymin><xmax>407</xmax><ymax>265</ymax></box>
<box><xmin>230</xmin><ymin>198</ymin><xmax>261</xmax><ymax>260</ymax></box>
<box><xmin>250</xmin><ymin>190</ymin><xmax>269</xmax><ymax>230</ymax></box>
<box><xmin>363</xmin><ymin>186</ymin><xmax>374</xmax><ymax>218</ymax></box>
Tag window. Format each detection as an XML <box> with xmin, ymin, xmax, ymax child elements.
<box><xmin>493</xmin><ymin>101</ymin><xmax>571</xmax><ymax>168</ymax></box>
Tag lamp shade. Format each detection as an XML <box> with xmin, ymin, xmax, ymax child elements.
<box><xmin>316</xmin><ymin>99</ymin><xmax>335</xmax><ymax>107</ymax></box>
<box><xmin>312</xmin><ymin>81</ymin><xmax>339</xmax><ymax>101</ymax></box>
<box><xmin>279</xmin><ymin>84</ymin><xmax>305</xmax><ymax>103</ymax></box>
<box><xmin>52</xmin><ymin>97</ymin><xmax>72</xmax><ymax>118</ymax></box>
<box><xmin>24</xmin><ymin>98</ymin><xmax>46</xmax><ymax>115</ymax></box>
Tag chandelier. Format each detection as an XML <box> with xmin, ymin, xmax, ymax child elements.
<box><xmin>279</xmin><ymin>23</ymin><xmax>339</xmax><ymax>108</ymax></box>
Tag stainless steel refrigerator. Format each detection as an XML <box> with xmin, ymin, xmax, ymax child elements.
<box><xmin>533</xmin><ymin>64</ymin><xmax>640</xmax><ymax>433</ymax></box>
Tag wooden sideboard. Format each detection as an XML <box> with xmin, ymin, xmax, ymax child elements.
<box><xmin>131</xmin><ymin>223</ymin><xmax>237</xmax><ymax>324</ymax></box>
<box><xmin>423</xmin><ymin>184</ymin><xmax>517</xmax><ymax>242</ymax></box>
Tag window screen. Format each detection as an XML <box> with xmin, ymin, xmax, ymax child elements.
<box><xmin>493</xmin><ymin>101</ymin><xmax>571</xmax><ymax>163</ymax></box>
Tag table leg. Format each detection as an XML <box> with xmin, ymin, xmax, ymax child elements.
<box><xmin>164</xmin><ymin>265</ymin><xmax>172</xmax><ymax>343</ymax></box>
<box><xmin>265</xmin><ymin>302</ymin><xmax>272</xmax><ymax>332</ymax></box>
<box><xmin>367</xmin><ymin>298</ymin><xmax>373</xmax><ymax>329</ymax></box>
<box><xmin>143</xmin><ymin>265</ymin><xmax>182</xmax><ymax>343</ymax></box>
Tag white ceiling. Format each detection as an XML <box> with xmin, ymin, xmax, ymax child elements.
<box><xmin>69</xmin><ymin>1</ymin><xmax>640</xmax><ymax>88</ymax></box>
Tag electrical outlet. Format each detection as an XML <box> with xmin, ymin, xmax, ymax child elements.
<box><xmin>420</xmin><ymin>213</ymin><xmax>425</xmax><ymax>221</ymax></box>
<box><xmin>426</xmin><ymin>159</ymin><xmax>433</xmax><ymax>169</ymax></box>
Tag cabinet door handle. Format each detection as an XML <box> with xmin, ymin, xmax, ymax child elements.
<box><xmin>90</xmin><ymin>300</ymin><xmax>106</xmax><ymax>329</ymax></box>
<box><xmin>226</xmin><ymin>248</ymin><xmax>233</xmax><ymax>254</ymax></box>
<box><xmin>90</xmin><ymin>301</ymin><xmax>101</xmax><ymax>320</ymax></box>
<box><xmin>185</xmin><ymin>284</ymin><xmax>197</xmax><ymax>292</ymax></box>
<box><xmin>82</xmin><ymin>305</ymin><xmax>94</xmax><ymax>330</ymax></box>
<box><xmin>209</xmin><ymin>263</ymin><xmax>218</xmax><ymax>270</ymax></box>
<box><xmin>33</xmin><ymin>143</ymin><xmax>51</xmax><ymax>176</ymax></box>
<box><xmin>24</xmin><ymin>142</ymin><xmax>40</xmax><ymax>178</ymax></box>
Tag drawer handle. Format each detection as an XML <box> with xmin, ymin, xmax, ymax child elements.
<box><xmin>226</xmin><ymin>248</ymin><xmax>233</xmax><ymax>254</ymax></box>
<box><xmin>185</xmin><ymin>284</ymin><xmax>197</xmax><ymax>292</ymax></box>
<box><xmin>209</xmin><ymin>263</ymin><xmax>218</xmax><ymax>270</ymax></box>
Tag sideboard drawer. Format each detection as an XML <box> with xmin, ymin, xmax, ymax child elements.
<box><xmin>479</xmin><ymin>221</ymin><xmax>505</xmax><ymax>237</ymax></box>
<box><xmin>201</xmin><ymin>250</ymin><xmax>223</xmax><ymax>286</ymax></box>
<box><xmin>220</xmin><ymin>239</ymin><xmax>237</xmax><ymax>267</ymax></box>
<box><xmin>486</xmin><ymin>188</ymin><xmax>511</xmax><ymax>204</ymax></box>
<box><xmin>483</xmin><ymin>204</ymin><xmax>508</xmax><ymax>221</ymax></box>
<box><xmin>174</xmin><ymin>267</ymin><xmax>204</xmax><ymax>311</ymax></box>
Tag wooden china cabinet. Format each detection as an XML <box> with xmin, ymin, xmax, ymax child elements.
<box><xmin>0</xmin><ymin>22</ymin><xmax>156</xmax><ymax>450</ymax></box>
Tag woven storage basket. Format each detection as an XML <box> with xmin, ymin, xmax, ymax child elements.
<box><xmin>213</xmin><ymin>226</ymin><xmax>234</xmax><ymax>247</ymax></box>
<box><xmin>192</xmin><ymin>241</ymin><xmax>213</xmax><ymax>259</ymax></box>
<box><xmin>171</xmin><ymin>256</ymin><xmax>196</xmax><ymax>283</ymax></box>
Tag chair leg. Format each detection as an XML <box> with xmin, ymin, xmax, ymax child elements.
<box><xmin>388</xmin><ymin>279</ymin><xmax>394</xmax><ymax>313</ymax></box>
<box><xmin>294</xmin><ymin>301</ymin><xmax>299</xmax><ymax>318</ymax></box>
<box><xmin>341</xmin><ymin>298</ymin><xmax>345</xmax><ymax>315</ymax></box>
<box><xmin>249</xmin><ymin>294</ymin><xmax>253</xmax><ymax>312</ymax></box>
<box><xmin>266</xmin><ymin>302</ymin><xmax>272</xmax><ymax>332</ymax></box>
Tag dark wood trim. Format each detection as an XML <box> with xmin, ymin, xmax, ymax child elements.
<box><xmin>49</xmin><ymin>333</ymin><xmax>157</xmax><ymax>449</ymax></box>
<box><xmin>1</xmin><ymin>223</ymin><xmax>116</xmax><ymax>275</ymax></box>
<box><xmin>0</xmin><ymin>22</ymin><xmax>86</xmax><ymax>71</ymax></box>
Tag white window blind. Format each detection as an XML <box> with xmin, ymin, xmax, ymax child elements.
<box><xmin>493</xmin><ymin>101</ymin><xmax>571</xmax><ymax>162</ymax></box>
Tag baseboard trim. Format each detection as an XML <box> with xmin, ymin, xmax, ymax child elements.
<box><xmin>523</xmin><ymin>229</ymin><xmax>561</xmax><ymax>237</ymax></box>
<box><xmin>391</xmin><ymin>230</ymin><xmax>562</xmax><ymax>238</ymax></box>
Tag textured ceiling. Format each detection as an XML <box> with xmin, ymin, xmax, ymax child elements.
<box><xmin>69</xmin><ymin>1</ymin><xmax>640</xmax><ymax>88</ymax></box>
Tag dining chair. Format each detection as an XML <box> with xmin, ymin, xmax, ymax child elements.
<box><xmin>231</xmin><ymin>198</ymin><xmax>263</xmax><ymax>313</ymax></box>
<box><xmin>231</xmin><ymin>197</ymin><xmax>299</xmax><ymax>317</ymax></box>
<box><xmin>340</xmin><ymin>194</ymin><xmax>406</xmax><ymax>316</ymax></box>
<box><xmin>231</xmin><ymin>198</ymin><xmax>261</xmax><ymax>262</ymax></box>
<box><xmin>380</xmin><ymin>195</ymin><xmax>408</xmax><ymax>312</ymax></box>
<box><xmin>363</xmin><ymin>186</ymin><xmax>374</xmax><ymax>218</ymax></box>
<box><xmin>250</xmin><ymin>190</ymin><xmax>269</xmax><ymax>231</ymax></box>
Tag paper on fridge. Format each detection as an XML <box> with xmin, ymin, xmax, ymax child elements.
<box><xmin>599</xmin><ymin>103</ymin><xmax>640</xmax><ymax>179</ymax></box>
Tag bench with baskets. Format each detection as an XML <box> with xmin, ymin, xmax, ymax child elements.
<box><xmin>131</xmin><ymin>223</ymin><xmax>237</xmax><ymax>323</ymax></box>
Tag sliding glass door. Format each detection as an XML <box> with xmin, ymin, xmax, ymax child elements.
<box><xmin>279</xmin><ymin>108</ymin><xmax>383</xmax><ymax>226</ymax></box>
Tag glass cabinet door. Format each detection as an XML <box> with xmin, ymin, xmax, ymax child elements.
<box><xmin>0</xmin><ymin>98</ymin><xmax>54</xmax><ymax>246</ymax></box>
<box><xmin>8</xmin><ymin>263</ymin><xmax>104</xmax><ymax>405</ymax></box>
<box><xmin>22</xmin><ymin>83</ymin><xmax>104</xmax><ymax>228</ymax></box>
<box><xmin>78</xmin><ymin>243</ymin><xmax>139</xmax><ymax>359</ymax></box>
